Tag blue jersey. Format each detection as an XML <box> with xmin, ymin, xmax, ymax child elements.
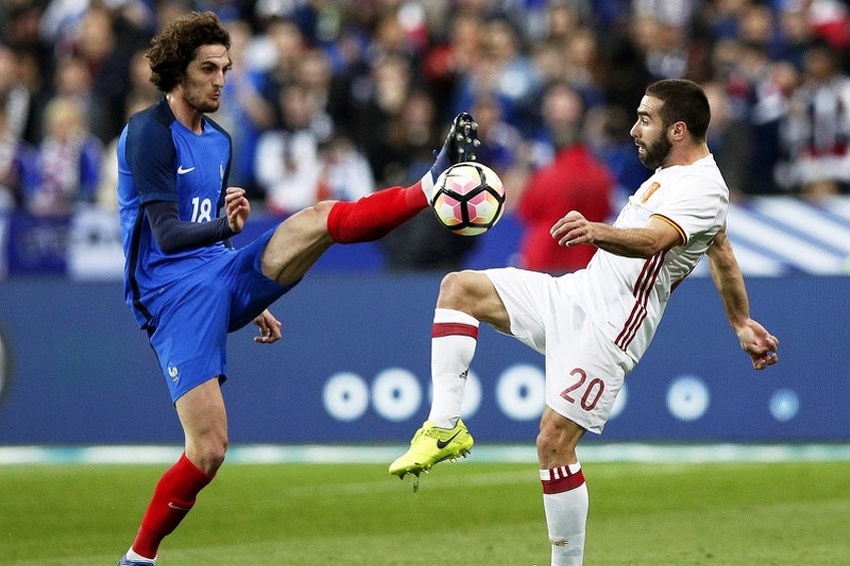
<box><xmin>117</xmin><ymin>98</ymin><xmax>233</xmax><ymax>329</ymax></box>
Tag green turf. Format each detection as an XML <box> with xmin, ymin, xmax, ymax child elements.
<box><xmin>1</xmin><ymin>459</ymin><xmax>847</xmax><ymax>565</ymax></box>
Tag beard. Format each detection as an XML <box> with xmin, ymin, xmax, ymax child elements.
<box><xmin>638</xmin><ymin>135</ymin><xmax>672</xmax><ymax>170</ymax></box>
<box><xmin>185</xmin><ymin>87</ymin><xmax>221</xmax><ymax>114</ymax></box>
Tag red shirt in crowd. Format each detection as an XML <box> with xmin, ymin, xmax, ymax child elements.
<box><xmin>517</xmin><ymin>144</ymin><xmax>614</xmax><ymax>274</ymax></box>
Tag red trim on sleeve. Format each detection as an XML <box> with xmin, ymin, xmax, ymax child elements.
<box><xmin>651</xmin><ymin>213</ymin><xmax>687</xmax><ymax>246</ymax></box>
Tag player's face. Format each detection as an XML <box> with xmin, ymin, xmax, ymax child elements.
<box><xmin>182</xmin><ymin>44</ymin><xmax>231</xmax><ymax>114</ymax></box>
<box><xmin>630</xmin><ymin>95</ymin><xmax>673</xmax><ymax>170</ymax></box>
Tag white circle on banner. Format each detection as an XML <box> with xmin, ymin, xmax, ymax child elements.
<box><xmin>667</xmin><ymin>376</ymin><xmax>710</xmax><ymax>421</ymax></box>
<box><xmin>323</xmin><ymin>372</ymin><xmax>369</xmax><ymax>422</ymax></box>
<box><xmin>769</xmin><ymin>389</ymin><xmax>800</xmax><ymax>422</ymax></box>
<box><xmin>372</xmin><ymin>368</ymin><xmax>422</xmax><ymax>422</ymax></box>
<box><xmin>496</xmin><ymin>364</ymin><xmax>546</xmax><ymax>421</ymax></box>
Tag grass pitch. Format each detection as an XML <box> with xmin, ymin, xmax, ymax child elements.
<box><xmin>1</xmin><ymin>458</ymin><xmax>848</xmax><ymax>565</ymax></box>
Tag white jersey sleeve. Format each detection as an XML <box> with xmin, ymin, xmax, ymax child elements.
<box><xmin>567</xmin><ymin>154</ymin><xmax>729</xmax><ymax>362</ymax></box>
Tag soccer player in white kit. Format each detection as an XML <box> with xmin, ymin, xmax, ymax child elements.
<box><xmin>389</xmin><ymin>79</ymin><xmax>780</xmax><ymax>565</ymax></box>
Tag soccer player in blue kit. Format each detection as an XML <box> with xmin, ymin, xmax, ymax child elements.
<box><xmin>114</xmin><ymin>11</ymin><xmax>479</xmax><ymax>565</ymax></box>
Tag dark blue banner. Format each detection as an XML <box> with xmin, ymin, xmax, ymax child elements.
<box><xmin>0</xmin><ymin>274</ymin><xmax>847</xmax><ymax>444</ymax></box>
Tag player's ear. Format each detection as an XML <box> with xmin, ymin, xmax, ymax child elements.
<box><xmin>670</xmin><ymin>120</ymin><xmax>687</xmax><ymax>141</ymax></box>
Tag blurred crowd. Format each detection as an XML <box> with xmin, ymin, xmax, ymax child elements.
<box><xmin>1</xmin><ymin>0</ymin><xmax>849</xmax><ymax>272</ymax></box>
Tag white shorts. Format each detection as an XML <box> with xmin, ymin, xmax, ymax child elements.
<box><xmin>484</xmin><ymin>267</ymin><xmax>636</xmax><ymax>434</ymax></box>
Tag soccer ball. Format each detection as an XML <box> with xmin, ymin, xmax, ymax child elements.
<box><xmin>430</xmin><ymin>162</ymin><xmax>506</xmax><ymax>236</ymax></box>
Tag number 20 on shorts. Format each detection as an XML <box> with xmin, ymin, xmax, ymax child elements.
<box><xmin>560</xmin><ymin>367</ymin><xmax>605</xmax><ymax>411</ymax></box>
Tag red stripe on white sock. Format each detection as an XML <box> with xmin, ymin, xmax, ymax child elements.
<box><xmin>432</xmin><ymin>322</ymin><xmax>479</xmax><ymax>339</ymax></box>
<box><xmin>540</xmin><ymin>465</ymin><xmax>585</xmax><ymax>494</ymax></box>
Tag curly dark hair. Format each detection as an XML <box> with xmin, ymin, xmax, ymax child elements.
<box><xmin>146</xmin><ymin>11</ymin><xmax>231</xmax><ymax>93</ymax></box>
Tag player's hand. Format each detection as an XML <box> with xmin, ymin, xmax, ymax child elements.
<box><xmin>252</xmin><ymin>309</ymin><xmax>282</xmax><ymax>344</ymax></box>
<box><xmin>737</xmin><ymin>318</ymin><xmax>779</xmax><ymax>370</ymax></box>
<box><xmin>551</xmin><ymin>210</ymin><xmax>594</xmax><ymax>247</ymax></box>
<box><xmin>224</xmin><ymin>187</ymin><xmax>250</xmax><ymax>234</ymax></box>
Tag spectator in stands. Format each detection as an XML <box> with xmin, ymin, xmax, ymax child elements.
<box><xmin>379</xmin><ymin>88</ymin><xmax>478</xmax><ymax>271</ymax></box>
<box><xmin>453</xmin><ymin>16</ymin><xmax>542</xmax><ymax>136</ymax></box>
<box><xmin>255</xmin><ymin>84</ymin><xmax>372</xmax><ymax>216</ymax></box>
<box><xmin>349</xmin><ymin>52</ymin><xmax>415</xmax><ymax>184</ymax></box>
<box><xmin>629</xmin><ymin>3</ymin><xmax>693</xmax><ymax>81</ymax></box>
<box><xmin>26</xmin><ymin>54</ymin><xmax>112</xmax><ymax>147</ymax></box>
<box><xmin>780</xmin><ymin>39</ymin><xmax>850</xmax><ymax>198</ymax></box>
<box><xmin>0</xmin><ymin>102</ymin><xmax>37</xmax><ymax>210</ymax></box>
<box><xmin>293</xmin><ymin>48</ymin><xmax>338</xmax><ymax>145</ymax></box>
<box><xmin>516</xmin><ymin>82</ymin><xmax>613</xmax><ymax>275</ymax></box>
<box><xmin>563</xmin><ymin>26</ymin><xmax>606</xmax><ymax>108</ymax></box>
<box><xmin>702</xmin><ymin>80</ymin><xmax>754</xmax><ymax>200</ymax></box>
<box><xmin>776</xmin><ymin>2</ymin><xmax>818</xmax><ymax>69</ymax></box>
<box><xmin>26</xmin><ymin>95</ymin><xmax>102</xmax><ymax>216</ymax></box>
<box><xmin>793</xmin><ymin>0</ymin><xmax>850</xmax><ymax>53</ymax></box>
<box><xmin>257</xmin><ymin>16</ymin><xmax>308</xmax><ymax>114</ymax></box>
<box><xmin>715</xmin><ymin>39</ymin><xmax>795</xmax><ymax>195</ymax></box>
<box><xmin>0</xmin><ymin>46</ymin><xmax>33</xmax><ymax>146</ymax></box>
<box><xmin>71</xmin><ymin>5</ymin><xmax>137</xmax><ymax>143</ymax></box>
<box><xmin>421</xmin><ymin>8</ymin><xmax>486</xmax><ymax>122</ymax></box>
<box><xmin>215</xmin><ymin>18</ymin><xmax>276</xmax><ymax>202</ymax></box>
<box><xmin>255</xmin><ymin>83</ymin><xmax>325</xmax><ymax>216</ymax></box>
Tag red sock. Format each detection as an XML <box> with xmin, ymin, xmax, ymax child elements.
<box><xmin>326</xmin><ymin>182</ymin><xmax>428</xmax><ymax>243</ymax></box>
<box><xmin>131</xmin><ymin>453</ymin><xmax>215</xmax><ymax>559</ymax></box>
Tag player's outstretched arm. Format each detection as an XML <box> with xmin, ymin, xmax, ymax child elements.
<box><xmin>551</xmin><ymin>212</ymin><xmax>680</xmax><ymax>258</ymax></box>
<box><xmin>706</xmin><ymin>227</ymin><xmax>779</xmax><ymax>370</ymax></box>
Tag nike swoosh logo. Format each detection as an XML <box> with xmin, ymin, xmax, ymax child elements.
<box><xmin>177</xmin><ymin>165</ymin><xmax>195</xmax><ymax>175</ymax></box>
<box><xmin>168</xmin><ymin>502</ymin><xmax>191</xmax><ymax>511</ymax></box>
<box><xmin>436</xmin><ymin>431</ymin><xmax>462</xmax><ymax>449</ymax></box>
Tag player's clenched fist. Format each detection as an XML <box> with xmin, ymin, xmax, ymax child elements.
<box><xmin>224</xmin><ymin>186</ymin><xmax>250</xmax><ymax>233</ymax></box>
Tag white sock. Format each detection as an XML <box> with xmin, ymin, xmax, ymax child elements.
<box><xmin>126</xmin><ymin>547</ymin><xmax>156</xmax><ymax>563</ymax></box>
<box><xmin>420</xmin><ymin>168</ymin><xmax>436</xmax><ymax>201</ymax></box>
<box><xmin>427</xmin><ymin>308</ymin><xmax>479</xmax><ymax>428</ymax></box>
<box><xmin>540</xmin><ymin>464</ymin><xmax>588</xmax><ymax>566</ymax></box>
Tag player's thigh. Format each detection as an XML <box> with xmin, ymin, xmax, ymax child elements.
<box><xmin>175</xmin><ymin>378</ymin><xmax>228</xmax><ymax>442</ymax></box>
<box><xmin>224</xmin><ymin>232</ymin><xmax>293</xmax><ymax>332</ymax></box>
<box><xmin>148</xmin><ymin>279</ymin><xmax>230</xmax><ymax>403</ymax></box>
<box><xmin>544</xmin><ymin>307</ymin><xmax>633</xmax><ymax>435</ymax></box>
<box><xmin>483</xmin><ymin>267</ymin><xmax>557</xmax><ymax>353</ymax></box>
<box><xmin>260</xmin><ymin>201</ymin><xmax>336</xmax><ymax>285</ymax></box>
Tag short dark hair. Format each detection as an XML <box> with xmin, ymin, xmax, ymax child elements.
<box><xmin>645</xmin><ymin>79</ymin><xmax>711</xmax><ymax>141</ymax></box>
<box><xmin>146</xmin><ymin>11</ymin><xmax>230</xmax><ymax>93</ymax></box>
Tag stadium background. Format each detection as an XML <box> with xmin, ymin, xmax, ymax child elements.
<box><xmin>1</xmin><ymin>0</ymin><xmax>849</xmax><ymax>449</ymax></box>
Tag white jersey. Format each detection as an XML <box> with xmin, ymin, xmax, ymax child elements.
<box><xmin>568</xmin><ymin>154</ymin><xmax>729</xmax><ymax>363</ymax></box>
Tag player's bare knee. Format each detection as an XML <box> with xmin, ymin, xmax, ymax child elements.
<box><xmin>193</xmin><ymin>440</ymin><xmax>227</xmax><ymax>474</ymax></box>
<box><xmin>536</xmin><ymin>425</ymin><xmax>560</xmax><ymax>457</ymax></box>
<box><xmin>313</xmin><ymin>200</ymin><xmax>336</xmax><ymax>220</ymax></box>
<box><xmin>536</xmin><ymin>412</ymin><xmax>582</xmax><ymax>465</ymax></box>
<box><xmin>436</xmin><ymin>272</ymin><xmax>463</xmax><ymax>308</ymax></box>
<box><xmin>437</xmin><ymin>270</ymin><xmax>479</xmax><ymax>311</ymax></box>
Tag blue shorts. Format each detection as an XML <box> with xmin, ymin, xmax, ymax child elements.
<box><xmin>147</xmin><ymin>229</ymin><xmax>293</xmax><ymax>402</ymax></box>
